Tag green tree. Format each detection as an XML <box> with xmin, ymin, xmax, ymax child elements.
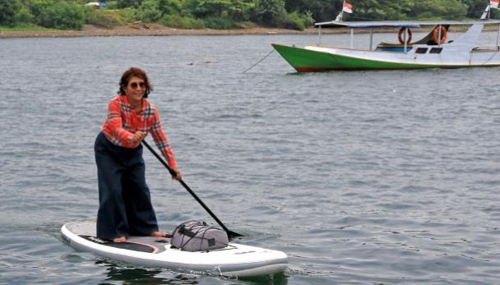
<box><xmin>349</xmin><ymin>0</ymin><xmax>414</xmax><ymax>20</ymax></box>
<box><xmin>410</xmin><ymin>0</ymin><xmax>467</xmax><ymax>20</ymax></box>
<box><xmin>29</xmin><ymin>0</ymin><xmax>54</xmax><ymax>19</ymax></box>
<box><xmin>158</xmin><ymin>0</ymin><xmax>183</xmax><ymax>15</ymax></box>
<box><xmin>182</xmin><ymin>0</ymin><xmax>254</xmax><ymax>28</ymax></box>
<box><xmin>136</xmin><ymin>0</ymin><xmax>161</xmax><ymax>22</ymax></box>
<box><xmin>462</xmin><ymin>0</ymin><xmax>493</xmax><ymax>18</ymax></box>
<box><xmin>227</xmin><ymin>0</ymin><xmax>254</xmax><ymax>22</ymax></box>
<box><xmin>185</xmin><ymin>0</ymin><xmax>250</xmax><ymax>19</ymax></box>
<box><xmin>284</xmin><ymin>0</ymin><xmax>336</xmax><ymax>22</ymax></box>
<box><xmin>0</xmin><ymin>0</ymin><xmax>22</xmax><ymax>26</ymax></box>
<box><xmin>2</xmin><ymin>0</ymin><xmax>496</xmax><ymax>31</ymax></box>
<box><xmin>251</xmin><ymin>0</ymin><xmax>287</xmax><ymax>27</ymax></box>
<box><xmin>38</xmin><ymin>1</ymin><xmax>86</xmax><ymax>29</ymax></box>
<box><xmin>116</xmin><ymin>0</ymin><xmax>142</xmax><ymax>8</ymax></box>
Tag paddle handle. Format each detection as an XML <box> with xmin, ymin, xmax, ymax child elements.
<box><xmin>141</xmin><ymin>140</ymin><xmax>242</xmax><ymax>239</ymax></box>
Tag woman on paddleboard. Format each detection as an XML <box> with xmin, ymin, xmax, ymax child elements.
<box><xmin>94</xmin><ymin>67</ymin><xmax>182</xmax><ymax>243</ymax></box>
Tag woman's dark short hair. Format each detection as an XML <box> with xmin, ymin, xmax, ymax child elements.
<box><xmin>118</xmin><ymin>67</ymin><xmax>153</xmax><ymax>98</ymax></box>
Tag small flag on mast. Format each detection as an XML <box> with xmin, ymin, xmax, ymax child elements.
<box><xmin>491</xmin><ymin>0</ymin><xmax>499</xmax><ymax>8</ymax></box>
<box><xmin>343</xmin><ymin>2</ymin><xmax>353</xmax><ymax>14</ymax></box>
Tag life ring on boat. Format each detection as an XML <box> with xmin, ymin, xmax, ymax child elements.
<box><xmin>398</xmin><ymin>28</ymin><xmax>412</xmax><ymax>44</ymax></box>
<box><xmin>432</xmin><ymin>26</ymin><xmax>447</xmax><ymax>44</ymax></box>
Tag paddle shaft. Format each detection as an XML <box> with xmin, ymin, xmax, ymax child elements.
<box><xmin>141</xmin><ymin>140</ymin><xmax>242</xmax><ymax>239</ymax></box>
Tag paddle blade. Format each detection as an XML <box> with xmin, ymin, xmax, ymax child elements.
<box><xmin>228</xmin><ymin>230</ymin><xmax>244</xmax><ymax>240</ymax></box>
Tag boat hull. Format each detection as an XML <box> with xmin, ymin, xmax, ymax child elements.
<box><xmin>272</xmin><ymin>43</ymin><xmax>500</xmax><ymax>72</ymax></box>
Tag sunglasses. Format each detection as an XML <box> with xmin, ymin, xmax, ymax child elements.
<box><xmin>129</xmin><ymin>82</ymin><xmax>145</xmax><ymax>89</ymax></box>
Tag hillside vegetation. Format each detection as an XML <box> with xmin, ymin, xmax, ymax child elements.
<box><xmin>0</xmin><ymin>0</ymin><xmax>498</xmax><ymax>32</ymax></box>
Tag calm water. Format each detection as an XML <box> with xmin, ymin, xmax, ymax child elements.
<box><xmin>1</xmin><ymin>32</ymin><xmax>500</xmax><ymax>284</ymax></box>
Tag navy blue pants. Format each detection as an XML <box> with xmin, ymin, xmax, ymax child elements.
<box><xmin>94</xmin><ymin>132</ymin><xmax>159</xmax><ymax>240</ymax></box>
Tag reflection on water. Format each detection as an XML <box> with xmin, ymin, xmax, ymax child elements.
<box><xmin>96</xmin><ymin>260</ymin><xmax>288</xmax><ymax>285</ymax></box>
<box><xmin>98</xmin><ymin>261</ymin><xmax>198</xmax><ymax>285</ymax></box>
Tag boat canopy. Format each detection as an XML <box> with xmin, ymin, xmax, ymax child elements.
<box><xmin>314</xmin><ymin>20</ymin><xmax>500</xmax><ymax>29</ymax></box>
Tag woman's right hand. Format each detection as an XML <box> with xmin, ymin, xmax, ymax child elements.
<box><xmin>170</xmin><ymin>167</ymin><xmax>182</xmax><ymax>181</ymax></box>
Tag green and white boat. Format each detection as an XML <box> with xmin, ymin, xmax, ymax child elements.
<box><xmin>272</xmin><ymin>2</ymin><xmax>500</xmax><ymax>72</ymax></box>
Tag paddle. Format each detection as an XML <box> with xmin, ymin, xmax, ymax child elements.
<box><xmin>142</xmin><ymin>140</ymin><xmax>243</xmax><ymax>240</ymax></box>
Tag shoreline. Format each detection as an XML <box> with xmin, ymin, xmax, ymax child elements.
<box><xmin>0</xmin><ymin>24</ymin><xmax>339</xmax><ymax>38</ymax></box>
<box><xmin>1</xmin><ymin>22</ymin><xmax>486</xmax><ymax>39</ymax></box>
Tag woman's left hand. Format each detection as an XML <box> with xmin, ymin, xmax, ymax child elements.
<box><xmin>170</xmin><ymin>167</ymin><xmax>182</xmax><ymax>181</ymax></box>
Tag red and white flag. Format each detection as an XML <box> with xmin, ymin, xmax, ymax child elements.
<box><xmin>491</xmin><ymin>0</ymin><xmax>499</xmax><ymax>8</ymax></box>
<box><xmin>343</xmin><ymin>2</ymin><xmax>353</xmax><ymax>14</ymax></box>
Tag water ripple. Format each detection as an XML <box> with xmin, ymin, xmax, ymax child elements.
<box><xmin>2</xmin><ymin>35</ymin><xmax>500</xmax><ymax>284</ymax></box>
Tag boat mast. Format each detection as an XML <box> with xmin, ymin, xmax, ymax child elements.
<box><xmin>336</xmin><ymin>1</ymin><xmax>346</xmax><ymax>22</ymax></box>
<box><xmin>318</xmin><ymin>1</ymin><xmax>345</xmax><ymax>46</ymax></box>
<box><xmin>481</xmin><ymin>4</ymin><xmax>491</xmax><ymax>20</ymax></box>
<box><xmin>481</xmin><ymin>2</ymin><xmax>500</xmax><ymax>49</ymax></box>
<box><xmin>491</xmin><ymin>2</ymin><xmax>500</xmax><ymax>49</ymax></box>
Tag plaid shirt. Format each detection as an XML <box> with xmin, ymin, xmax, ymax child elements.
<box><xmin>101</xmin><ymin>95</ymin><xmax>177</xmax><ymax>168</ymax></box>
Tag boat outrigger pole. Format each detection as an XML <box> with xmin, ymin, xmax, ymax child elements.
<box><xmin>318</xmin><ymin>0</ymin><xmax>351</xmax><ymax>45</ymax></box>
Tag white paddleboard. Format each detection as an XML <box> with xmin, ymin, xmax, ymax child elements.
<box><xmin>61</xmin><ymin>221</ymin><xmax>288</xmax><ymax>277</ymax></box>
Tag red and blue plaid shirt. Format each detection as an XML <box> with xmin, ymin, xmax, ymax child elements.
<box><xmin>101</xmin><ymin>95</ymin><xmax>177</xmax><ymax>168</ymax></box>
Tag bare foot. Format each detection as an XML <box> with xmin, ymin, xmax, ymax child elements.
<box><xmin>113</xmin><ymin>236</ymin><xmax>126</xmax><ymax>243</ymax></box>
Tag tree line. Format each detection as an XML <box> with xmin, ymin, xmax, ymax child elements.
<box><xmin>0</xmin><ymin>0</ymin><xmax>497</xmax><ymax>31</ymax></box>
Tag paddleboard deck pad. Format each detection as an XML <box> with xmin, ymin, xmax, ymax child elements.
<box><xmin>61</xmin><ymin>221</ymin><xmax>288</xmax><ymax>277</ymax></box>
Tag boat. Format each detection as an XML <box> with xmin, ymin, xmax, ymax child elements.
<box><xmin>61</xmin><ymin>221</ymin><xmax>288</xmax><ymax>277</ymax></box>
<box><xmin>272</xmin><ymin>2</ymin><xmax>500</xmax><ymax>72</ymax></box>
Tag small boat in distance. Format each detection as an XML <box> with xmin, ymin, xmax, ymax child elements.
<box><xmin>272</xmin><ymin>2</ymin><xmax>500</xmax><ymax>72</ymax></box>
